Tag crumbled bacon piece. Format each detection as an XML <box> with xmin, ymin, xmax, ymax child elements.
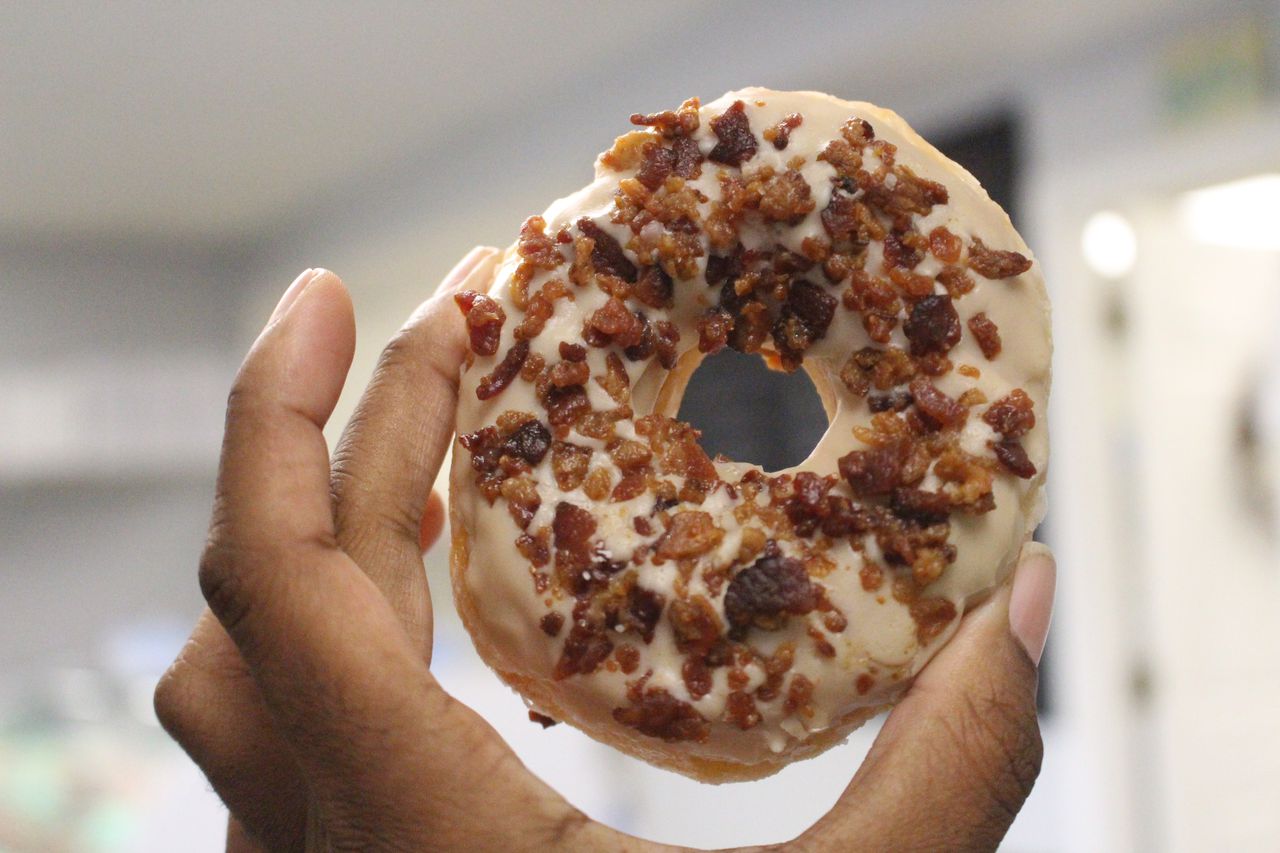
<box><xmin>635</xmin><ymin>142</ymin><xmax>676</xmax><ymax>191</ymax></box>
<box><xmin>929</xmin><ymin>226</ymin><xmax>963</xmax><ymax>264</ymax></box>
<box><xmin>454</xmin><ymin>290</ymin><xmax>505</xmax><ymax>357</ymax></box>
<box><xmin>629</xmin><ymin>97</ymin><xmax>700</xmax><ymax>138</ymax></box>
<box><xmin>544</xmin><ymin>384</ymin><xmax>590</xmax><ymax>429</ymax></box>
<box><xmin>654</xmin><ymin>320</ymin><xmax>680</xmax><ymax>369</ymax></box>
<box><xmin>883</xmin><ymin>230</ymin><xmax>925</xmax><ymax>270</ymax></box>
<box><xmin>869</xmin><ymin>166</ymin><xmax>948</xmax><ymax>218</ymax></box>
<box><xmin>772</xmin><ymin>280</ymin><xmax>837</xmax><ymax>368</ymax></box>
<box><xmin>890</xmin><ymin>487</ymin><xmax>952</xmax><ymax>525</ymax></box>
<box><xmin>615</xmin><ymin>644</ymin><xmax>640</xmax><ymax>674</ymax></box>
<box><xmin>528</xmin><ymin>710</ymin><xmax>558</xmax><ymax>728</ymax></box>
<box><xmin>669</xmin><ymin>596</ymin><xmax>723</xmax><ymax>657</ymax></box>
<box><xmin>937</xmin><ymin>266</ymin><xmax>975</xmax><ymax>298</ymax></box>
<box><xmin>517</xmin><ymin>215</ymin><xmax>564</xmax><ymax>269</ymax></box>
<box><xmin>577</xmin><ymin>219</ymin><xmax>638</xmax><ymax>282</ymax></box>
<box><xmin>608</xmin><ymin>439</ymin><xmax>653</xmax><ymax>470</ymax></box>
<box><xmin>968</xmin><ymin>312</ymin><xmax>1002</xmax><ymax>359</ymax></box>
<box><xmin>682</xmin><ymin>658</ymin><xmax>713</xmax><ymax>700</ymax></box>
<box><xmin>724</xmin><ymin>549</ymin><xmax>818</xmax><ymax>632</ymax></box>
<box><xmin>839</xmin><ymin>443</ymin><xmax>905</xmax><ymax>497</ymax></box>
<box><xmin>724</xmin><ymin>691</ymin><xmax>762</xmax><ymax>730</ymax></box>
<box><xmin>540</xmin><ymin>612</ymin><xmax>564</xmax><ymax>637</ymax></box>
<box><xmin>673</xmin><ymin>136</ymin><xmax>703</xmax><ymax>179</ymax></box>
<box><xmin>967</xmin><ymin>237</ymin><xmax>1032</xmax><ymax>279</ymax></box>
<box><xmin>859</xmin><ymin>561</ymin><xmax>884</xmax><ymax>591</ymax></box>
<box><xmin>764</xmin><ymin>113</ymin><xmax>803</xmax><ymax>150</ymax></box>
<box><xmin>708</xmin><ymin>100</ymin><xmax>758</xmax><ymax>167</ymax></box>
<box><xmin>909</xmin><ymin>597</ymin><xmax>957</xmax><ymax>644</ymax></box>
<box><xmin>983</xmin><ymin>389</ymin><xmax>1035</xmax><ymax>437</ymax></box>
<box><xmin>549</xmin><ymin>360</ymin><xmax>590</xmax><ymax>388</ymax></box>
<box><xmin>992</xmin><ymin>438</ymin><xmax>1037</xmax><ymax>478</ymax></box>
<box><xmin>552</xmin><ymin>502</ymin><xmax>596</xmax><ymax>575</ymax></box>
<box><xmin>903</xmin><ymin>294</ymin><xmax>962</xmax><ymax>356</ymax></box>
<box><xmin>613</xmin><ymin>687</ymin><xmax>709</xmax><ymax>742</ymax></box>
<box><xmin>696</xmin><ymin>309</ymin><xmax>733</xmax><ymax>354</ymax></box>
<box><xmin>758</xmin><ymin>169</ymin><xmax>815</xmax><ymax>223</ymax></box>
<box><xmin>586</xmin><ymin>297</ymin><xmax>645</xmax><ymax>348</ymax></box>
<box><xmin>551</xmin><ymin>442</ymin><xmax>592</xmax><ymax>490</ymax></box>
<box><xmin>634</xmin><ymin>265</ymin><xmax>674</xmax><ymax>309</ymax></box>
<box><xmin>843</xmin><ymin>271</ymin><xmax>902</xmax><ymax>344</ymax></box>
<box><xmin>611</xmin><ymin>471</ymin><xmax>647</xmax><ymax>501</ymax></box>
<box><xmin>657</xmin><ymin>511</ymin><xmax>724</xmax><ymax>559</ymax></box>
<box><xmin>784</xmin><ymin>673</ymin><xmax>815</xmax><ymax>715</ymax></box>
<box><xmin>476</xmin><ymin>340</ymin><xmax>529</xmax><ymax>400</ymax></box>
<box><xmin>637</xmin><ymin>415</ymin><xmax>718</xmax><ymax>480</ymax></box>
<box><xmin>555</xmin><ymin>619</ymin><xmax>613</xmax><ymax>679</ymax></box>
<box><xmin>582</xmin><ymin>468</ymin><xmax>612</xmax><ymax>501</ymax></box>
<box><xmin>909</xmin><ymin>377</ymin><xmax>967</xmax><ymax>430</ymax></box>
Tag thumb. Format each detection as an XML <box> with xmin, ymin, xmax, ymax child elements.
<box><xmin>805</xmin><ymin>544</ymin><xmax>1055</xmax><ymax>851</ymax></box>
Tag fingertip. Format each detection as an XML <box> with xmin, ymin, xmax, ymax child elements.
<box><xmin>419</xmin><ymin>490</ymin><xmax>447</xmax><ymax>554</ymax></box>
<box><xmin>1010</xmin><ymin>544</ymin><xmax>1056</xmax><ymax>666</ymax></box>
<box><xmin>264</xmin><ymin>268</ymin><xmax>356</xmax><ymax>425</ymax></box>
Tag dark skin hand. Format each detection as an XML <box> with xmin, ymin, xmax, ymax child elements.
<box><xmin>155</xmin><ymin>249</ymin><xmax>1056</xmax><ymax>852</ymax></box>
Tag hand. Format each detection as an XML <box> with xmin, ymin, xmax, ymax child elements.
<box><xmin>154</xmin><ymin>251</ymin><xmax>1056</xmax><ymax>852</ymax></box>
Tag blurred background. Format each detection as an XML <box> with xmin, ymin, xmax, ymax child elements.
<box><xmin>2</xmin><ymin>1</ymin><xmax>1279</xmax><ymax>850</ymax></box>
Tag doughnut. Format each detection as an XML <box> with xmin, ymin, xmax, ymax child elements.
<box><xmin>449</xmin><ymin>88</ymin><xmax>1050</xmax><ymax>782</ymax></box>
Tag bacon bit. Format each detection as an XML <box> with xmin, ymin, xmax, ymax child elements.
<box><xmin>724</xmin><ymin>549</ymin><xmax>818</xmax><ymax>632</ymax></box>
<box><xmin>935</xmin><ymin>448</ymin><xmax>996</xmax><ymax>513</ymax></box>
<box><xmin>856</xmin><ymin>673</ymin><xmax>874</xmax><ymax>695</ymax></box>
<box><xmin>513</xmin><ymin>290</ymin><xmax>553</xmax><ymax>341</ymax></box>
<box><xmin>890</xmin><ymin>487</ymin><xmax>952</xmax><ymax>525</ymax></box>
<box><xmin>499</xmin><ymin>476</ymin><xmax>540</xmax><ymax>529</ymax></box>
<box><xmin>551</xmin><ymin>442</ymin><xmax>592</xmax><ymax>490</ymax></box>
<box><xmin>859</xmin><ymin>561</ymin><xmax>884</xmax><ymax>591</ymax></box>
<box><xmin>477</xmin><ymin>340</ymin><xmax>529</xmax><ymax>400</ymax></box>
<box><xmin>595</xmin><ymin>352</ymin><xmax>631</xmax><ymax>404</ymax></box>
<box><xmin>540</xmin><ymin>612</ymin><xmax>565</xmax><ymax>637</ymax></box>
<box><xmin>637</xmin><ymin>415</ymin><xmax>718</xmax><ymax>480</ymax></box>
<box><xmin>929</xmin><ymin>226</ymin><xmax>963</xmax><ymax>264</ymax></box>
<box><xmin>544</xmin><ymin>384</ymin><xmax>590</xmax><ymax>429</ymax></box>
<box><xmin>582</xmin><ymin>468</ymin><xmax>612</xmax><ymax>501</ymax></box>
<box><xmin>843</xmin><ymin>116</ymin><xmax>875</xmax><ymax>144</ymax></box>
<box><xmin>634</xmin><ymin>265</ymin><xmax>674</xmax><ymax>309</ymax></box>
<box><xmin>773</xmin><ymin>280</ymin><xmax>837</xmax><ymax>368</ymax></box>
<box><xmin>909</xmin><ymin>597</ymin><xmax>957</xmax><ymax>645</ymax></box>
<box><xmin>611</xmin><ymin>471</ymin><xmax>648</xmax><ymax>502</ymax></box>
<box><xmin>903</xmin><ymin>294</ymin><xmax>962</xmax><ymax>356</ymax></box>
<box><xmin>724</xmin><ymin>691</ymin><xmax>762</xmax><ymax>730</ymax></box>
<box><xmin>555</xmin><ymin>619</ymin><xmax>613</xmax><ymax>679</ymax></box>
<box><xmin>967</xmin><ymin>237</ymin><xmax>1032</xmax><ymax>279</ymax></box>
<box><xmin>654</xmin><ymin>320</ymin><xmax>680</xmax><ymax>369</ymax></box>
<box><xmin>968</xmin><ymin>312</ymin><xmax>1002</xmax><ymax>359</ymax></box>
<box><xmin>501</xmin><ymin>419</ymin><xmax>551</xmax><ymax>465</ymax></box>
<box><xmin>909</xmin><ymin>377</ymin><xmax>967</xmax><ymax>430</ymax></box>
<box><xmin>681</xmin><ymin>658</ymin><xmax>713</xmax><ymax>700</ymax></box>
<box><xmin>763</xmin><ymin>113</ymin><xmax>803</xmax><ymax>150</ymax></box>
<box><xmin>758</xmin><ymin>169</ymin><xmax>815</xmax><ymax>223</ymax></box>
<box><xmin>673</xmin><ymin>135</ymin><xmax>703</xmax><ymax>179</ymax></box>
<box><xmin>839</xmin><ymin>444</ymin><xmax>905</xmax><ymax>497</ymax></box>
<box><xmin>454</xmin><ymin>290</ymin><xmax>506</xmax><ymax>357</ymax></box>
<box><xmin>669</xmin><ymin>596</ymin><xmax>723</xmax><ymax>658</ymax></box>
<box><xmin>958</xmin><ymin>365</ymin><xmax>982</xmax><ymax>381</ymax></box>
<box><xmin>843</xmin><ymin>271</ymin><xmax>901</xmax><ymax>344</ymax></box>
<box><xmin>872</xmin><ymin>166</ymin><xmax>949</xmax><ymax>218</ymax></box>
<box><xmin>556</xmin><ymin>342</ymin><xmax>584</xmax><ymax>362</ymax></box>
<box><xmin>992</xmin><ymin>438</ymin><xmax>1037</xmax><ymax>478</ymax></box>
<box><xmin>690</xmin><ymin>308</ymin><xmax>729</xmax><ymax>355</ymax></box>
<box><xmin>552</xmin><ymin>502</ymin><xmax>596</xmax><ymax>576</ymax></box>
<box><xmin>937</xmin><ymin>266</ymin><xmax>975</xmax><ymax>298</ymax></box>
<box><xmin>615</xmin><ymin>644</ymin><xmax>641</xmax><ymax>674</ymax></box>
<box><xmin>515</xmin><ymin>530</ymin><xmax>550</xmax><ymax>567</ymax></box>
<box><xmin>635</xmin><ymin>142</ymin><xmax>676</xmax><ymax>191</ymax></box>
<box><xmin>549</xmin><ymin>360</ymin><xmax>590</xmax><ymax>388</ymax></box>
<box><xmin>629</xmin><ymin>97</ymin><xmax>700</xmax><ymax>138</ymax></box>
<box><xmin>784</xmin><ymin>673</ymin><xmax>816</xmax><ymax>714</ymax></box>
<box><xmin>585</xmin><ymin>296</ymin><xmax>644</xmax><ymax>348</ymax></box>
<box><xmin>517</xmin><ymin>216</ymin><xmax>564</xmax><ymax>269</ymax></box>
<box><xmin>601</xmin><ymin>130</ymin><xmax>651</xmax><ymax>171</ymax></box>
<box><xmin>983</xmin><ymin>389</ymin><xmax>1035</xmax><ymax>437</ymax></box>
<box><xmin>613</xmin><ymin>687</ymin><xmax>709</xmax><ymax>742</ymax></box>
<box><xmin>657</xmin><ymin>511</ymin><xmax>724</xmax><ymax>559</ymax></box>
<box><xmin>708</xmin><ymin>100</ymin><xmax>758</xmax><ymax>167</ymax></box>
<box><xmin>528</xmin><ymin>710</ymin><xmax>559</xmax><ymax>728</ymax></box>
<box><xmin>520</xmin><ymin>352</ymin><xmax>545</xmax><ymax>382</ymax></box>
<box><xmin>608</xmin><ymin>439</ymin><xmax>653</xmax><ymax>471</ymax></box>
<box><xmin>883</xmin><ymin>230</ymin><xmax>925</xmax><ymax>270</ymax></box>
<box><xmin>887</xmin><ymin>265</ymin><xmax>935</xmax><ymax>299</ymax></box>
<box><xmin>577</xmin><ymin>219</ymin><xmax>638</xmax><ymax>283</ymax></box>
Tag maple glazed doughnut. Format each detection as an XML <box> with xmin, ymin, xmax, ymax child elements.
<box><xmin>450</xmin><ymin>88</ymin><xmax>1050</xmax><ymax>782</ymax></box>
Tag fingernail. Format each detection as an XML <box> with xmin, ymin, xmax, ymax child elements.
<box><xmin>270</xmin><ymin>268</ymin><xmax>323</xmax><ymax>324</ymax></box>
<box><xmin>441</xmin><ymin>246</ymin><xmax>498</xmax><ymax>292</ymax></box>
<box><xmin>1009</xmin><ymin>544</ymin><xmax>1056</xmax><ymax>666</ymax></box>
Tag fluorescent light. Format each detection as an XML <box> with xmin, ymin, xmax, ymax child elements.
<box><xmin>1082</xmin><ymin>210</ymin><xmax>1138</xmax><ymax>279</ymax></box>
<box><xmin>1178</xmin><ymin>174</ymin><xmax>1280</xmax><ymax>250</ymax></box>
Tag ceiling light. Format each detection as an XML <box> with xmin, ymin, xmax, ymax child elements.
<box><xmin>1082</xmin><ymin>210</ymin><xmax>1138</xmax><ymax>279</ymax></box>
<box><xmin>1178</xmin><ymin>174</ymin><xmax>1280</xmax><ymax>250</ymax></box>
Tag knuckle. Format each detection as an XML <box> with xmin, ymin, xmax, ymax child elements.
<box><xmin>197</xmin><ymin>533</ymin><xmax>254</xmax><ymax>637</ymax></box>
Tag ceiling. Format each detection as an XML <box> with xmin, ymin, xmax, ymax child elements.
<box><xmin>0</xmin><ymin>0</ymin><xmax>1217</xmax><ymax>247</ymax></box>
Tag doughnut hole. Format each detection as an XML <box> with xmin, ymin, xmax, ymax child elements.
<box><xmin>674</xmin><ymin>348</ymin><xmax>829</xmax><ymax>472</ymax></box>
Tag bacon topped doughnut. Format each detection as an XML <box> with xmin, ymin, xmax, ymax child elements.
<box><xmin>450</xmin><ymin>88</ymin><xmax>1050</xmax><ymax>782</ymax></box>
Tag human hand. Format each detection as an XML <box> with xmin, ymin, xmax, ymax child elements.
<box><xmin>154</xmin><ymin>251</ymin><xmax>1055</xmax><ymax>852</ymax></box>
